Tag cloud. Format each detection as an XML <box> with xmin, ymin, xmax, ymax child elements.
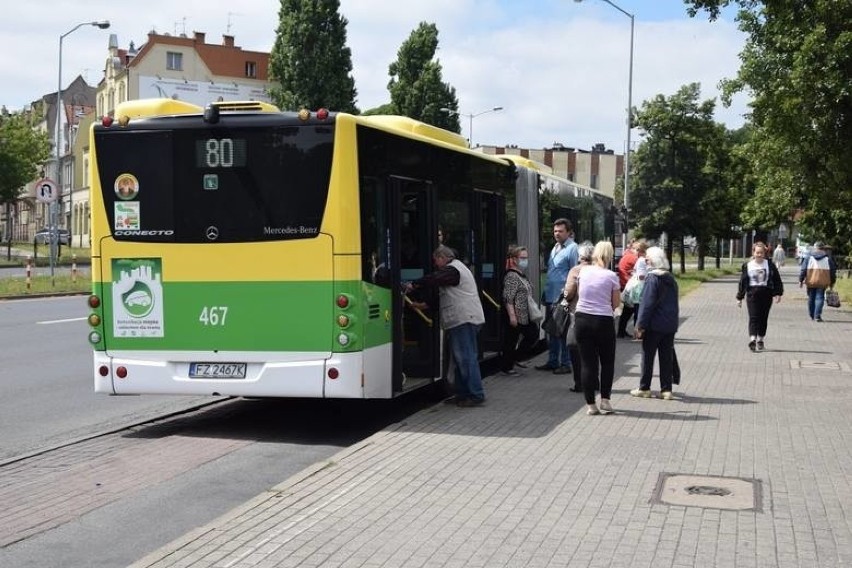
<box><xmin>1</xmin><ymin>0</ymin><xmax>748</xmax><ymax>151</ymax></box>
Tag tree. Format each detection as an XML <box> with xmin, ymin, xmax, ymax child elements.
<box><xmin>0</xmin><ymin>113</ymin><xmax>50</xmax><ymax>255</ymax></box>
<box><xmin>387</xmin><ymin>22</ymin><xmax>460</xmax><ymax>131</ymax></box>
<box><xmin>268</xmin><ymin>0</ymin><xmax>358</xmax><ymax>113</ymax></box>
<box><xmin>687</xmin><ymin>0</ymin><xmax>852</xmax><ymax>258</ymax></box>
<box><xmin>630</xmin><ymin>84</ymin><xmax>721</xmax><ymax>271</ymax></box>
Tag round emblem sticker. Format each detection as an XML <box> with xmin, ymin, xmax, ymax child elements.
<box><xmin>114</xmin><ymin>173</ymin><xmax>139</xmax><ymax>200</ymax></box>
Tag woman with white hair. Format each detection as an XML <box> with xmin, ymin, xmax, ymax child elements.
<box><xmin>631</xmin><ymin>246</ymin><xmax>679</xmax><ymax>399</ymax></box>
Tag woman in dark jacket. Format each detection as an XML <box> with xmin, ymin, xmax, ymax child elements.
<box><xmin>631</xmin><ymin>247</ymin><xmax>679</xmax><ymax>400</ymax></box>
<box><xmin>736</xmin><ymin>241</ymin><xmax>783</xmax><ymax>351</ymax></box>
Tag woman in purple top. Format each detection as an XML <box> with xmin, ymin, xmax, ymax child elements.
<box><xmin>574</xmin><ymin>241</ymin><xmax>621</xmax><ymax>415</ymax></box>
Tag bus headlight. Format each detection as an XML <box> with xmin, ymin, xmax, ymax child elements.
<box><xmin>337</xmin><ymin>333</ymin><xmax>350</xmax><ymax>346</ymax></box>
<box><xmin>89</xmin><ymin>331</ymin><xmax>102</xmax><ymax>344</ymax></box>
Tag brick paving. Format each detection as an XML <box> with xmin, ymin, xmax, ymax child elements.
<box><xmin>119</xmin><ymin>265</ymin><xmax>850</xmax><ymax>567</ymax></box>
<box><xmin>0</xmin><ymin>414</ymin><xmax>250</xmax><ymax>547</ymax></box>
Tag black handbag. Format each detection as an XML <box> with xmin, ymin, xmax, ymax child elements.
<box><xmin>543</xmin><ymin>296</ymin><xmax>572</xmax><ymax>337</ymax></box>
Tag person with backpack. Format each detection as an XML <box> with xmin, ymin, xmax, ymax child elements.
<box><xmin>798</xmin><ymin>241</ymin><xmax>837</xmax><ymax>322</ymax></box>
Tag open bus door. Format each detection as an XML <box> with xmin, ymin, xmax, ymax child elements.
<box><xmin>389</xmin><ymin>177</ymin><xmax>440</xmax><ymax>393</ymax></box>
<box><xmin>472</xmin><ymin>190</ymin><xmax>506</xmax><ymax>358</ymax></box>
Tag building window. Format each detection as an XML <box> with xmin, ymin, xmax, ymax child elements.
<box><xmin>590</xmin><ymin>174</ymin><xmax>598</xmax><ymax>189</ymax></box>
<box><xmin>245</xmin><ymin>61</ymin><xmax>257</xmax><ymax>78</ymax></box>
<box><xmin>167</xmin><ymin>51</ymin><xmax>183</xmax><ymax>71</ymax></box>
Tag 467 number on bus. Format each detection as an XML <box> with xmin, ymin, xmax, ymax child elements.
<box><xmin>199</xmin><ymin>306</ymin><xmax>229</xmax><ymax>326</ymax></box>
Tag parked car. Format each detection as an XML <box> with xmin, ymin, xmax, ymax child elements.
<box><xmin>33</xmin><ymin>228</ymin><xmax>70</xmax><ymax>245</ymax></box>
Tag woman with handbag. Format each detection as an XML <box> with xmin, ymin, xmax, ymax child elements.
<box><xmin>561</xmin><ymin>241</ymin><xmax>594</xmax><ymax>393</ymax></box>
<box><xmin>500</xmin><ymin>245</ymin><xmax>541</xmax><ymax>376</ymax></box>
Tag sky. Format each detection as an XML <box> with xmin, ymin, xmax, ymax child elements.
<box><xmin>1</xmin><ymin>0</ymin><xmax>748</xmax><ymax>152</ymax></box>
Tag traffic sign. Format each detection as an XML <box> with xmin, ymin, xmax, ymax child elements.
<box><xmin>35</xmin><ymin>178</ymin><xmax>58</xmax><ymax>203</ymax></box>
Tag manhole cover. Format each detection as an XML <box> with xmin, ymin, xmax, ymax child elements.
<box><xmin>651</xmin><ymin>473</ymin><xmax>762</xmax><ymax>511</ymax></box>
<box><xmin>686</xmin><ymin>485</ymin><xmax>732</xmax><ymax>497</ymax></box>
<box><xmin>790</xmin><ymin>360</ymin><xmax>851</xmax><ymax>372</ymax></box>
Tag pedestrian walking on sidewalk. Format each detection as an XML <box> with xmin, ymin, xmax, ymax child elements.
<box><xmin>630</xmin><ymin>247</ymin><xmax>679</xmax><ymax>400</ymax></box>
<box><xmin>500</xmin><ymin>245</ymin><xmax>540</xmax><ymax>376</ymax></box>
<box><xmin>736</xmin><ymin>241</ymin><xmax>783</xmax><ymax>352</ymax></box>
<box><xmin>798</xmin><ymin>241</ymin><xmax>837</xmax><ymax>322</ymax></box>
<box><xmin>536</xmin><ymin>218</ymin><xmax>578</xmax><ymax>375</ymax></box>
<box><xmin>573</xmin><ymin>240</ymin><xmax>621</xmax><ymax>415</ymax></box>
<box><xmin>772</xmin><ymin>243</ymin><xmax>786</xmax><ymax>267</ymax></box>
<box><xmin>406</xmin><ymin>245</ymin><xmax>486</xmax><ymax>407</ymax></box>
<box><xmin>561</xmin><ymin>241</ymin><xmax>594</xmax><ymax>393</ymax></box>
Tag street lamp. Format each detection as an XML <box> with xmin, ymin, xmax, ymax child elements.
<box><xmin>54</xmin><ymin>19</ymin><xmax>110</xmax><ymax>276</ymax></box>
<box><xmin>439</xmin><ymin>106</ymin><xmax>503</xmax><ymax>148</ymax></box>
<box><xmin>574</xmin><ymin>0</ymin><xmax>634</xmax><ymax>225</ymax></box>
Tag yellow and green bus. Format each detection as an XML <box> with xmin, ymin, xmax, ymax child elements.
<box><xmin>88</xmin><ymin>98</ymin><xmax>614</xmax><ymax>399</ymax></box>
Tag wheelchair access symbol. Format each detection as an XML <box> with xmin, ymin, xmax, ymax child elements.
<box><xmin>35</xmin><ymin>178</ymin><xmax>58</xmax><ymax>203</ymax></box>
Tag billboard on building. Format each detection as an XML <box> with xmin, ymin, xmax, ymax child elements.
<box><xmin>138</xmin><ymin>76</ymin><xmax>271</xmax><ymax>107</ymax></box>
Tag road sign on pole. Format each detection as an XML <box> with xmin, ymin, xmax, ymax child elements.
<box><xmin>35</xmin><ymin>178</ymin><xmax>59</xmax><ymax>203</ymax></box>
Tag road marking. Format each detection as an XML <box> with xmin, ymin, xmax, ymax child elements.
<box><xmin>38</xmin><ymin>317</ymin><xmax>87</xmax><ymax>325</ymax></box>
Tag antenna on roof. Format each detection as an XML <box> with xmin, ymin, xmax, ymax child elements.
<box><xmin>227</xmin><ymin>12</ymin><xmax>243</xmax><ymax>34</ymax></box>
<box><xmin>174</xmin><ymin>17</ymin><xmax>187</xmax><ymax>36</ymax></box>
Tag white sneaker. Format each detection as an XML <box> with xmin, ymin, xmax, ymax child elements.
<box><xmin>661</xmin><ymin>391</ymin><xmax>674</xmax><ymax>400</ymax></box>
<box><xmin>599</xmin><ymin>399</ymin><xmax>613</xmax><ymax>414</ymax></box>
<box><xmin>587</xmin><ymin>404</ymin><xmax>600</xmax><ymax>415</ymax></box>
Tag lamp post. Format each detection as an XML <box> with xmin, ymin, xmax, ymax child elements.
<box><xmin>574</xmin><ymin>0</ymin><xmax>634</xmax><ymax>241</ymax></box>
<box><xmin>54</xmin><ymin>20</ymin><xmax>110</xmax><ymax>278</ymax></box>
<box><xmin>439</xmin><ymin>106</ymin><xmax>503</xmax><ymax>147</ymax></box>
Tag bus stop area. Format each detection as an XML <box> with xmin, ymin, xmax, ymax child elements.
<box><xmin>132</xmin><ymin>265</ymin><xmax>852</xmax><ymax>568</ymax></box>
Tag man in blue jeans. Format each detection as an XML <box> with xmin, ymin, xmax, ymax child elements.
<box><xmin>536</xmin><ymin>219</ymin><xmax>578</xmax><ymax>374</ymax></box>
<box><xmin>406</xmin><ymin>245</ymin><xmax>486</xmax><ymax>406</ymax></box>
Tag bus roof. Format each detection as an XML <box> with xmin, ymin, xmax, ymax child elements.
<box><xmin>113</xmin><ymin>98</ymin><xmax>281</xmax><ymax>120</ymax></box>
<box><xmin>357</xmin><ymin>115</ymin><xmax>468</xmax><ymax>148</ymax></box>
<box><xmin>494</xmin><ymin>154</ymin><xmax>552</xmax><ymax>173</ymax></box>
<box><xmin>353</xmin><ymin>114</ymin><xmax>513</xmax><ymax>167</ymax></box>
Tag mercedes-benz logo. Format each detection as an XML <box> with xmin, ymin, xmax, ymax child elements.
<box><xmin>205</xmin><ymin>226</ymin><xmax>219</xmax><ymax>241</ymax></box>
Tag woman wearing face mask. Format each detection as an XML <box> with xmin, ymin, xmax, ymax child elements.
<box><xmin>500</xmin><ymin>245</ymin><xmax>541</xmax><ymax>376</ymax></box>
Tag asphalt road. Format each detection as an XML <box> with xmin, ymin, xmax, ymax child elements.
<box><xmin>0</xmin><ymin>295</ymin><xmax>441</xmax><ymax>568</ymax></box>
<box><xmin>0</xmin><ymin>295</ymin><xmax>217</xmax><ymax>462</ymax></box>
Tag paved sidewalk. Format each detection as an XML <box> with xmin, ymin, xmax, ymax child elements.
<box><xmin>132</xmin><ymin>266</ymin><xmax>852</xmax><ymax>568</ymax></box>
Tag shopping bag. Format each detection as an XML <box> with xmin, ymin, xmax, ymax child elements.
<box><xmin>527</xmin><ymin>291</ymin><xmax>544</xmax><ymax>323</ymax></box>
<box><xmin>621</xmin><ymin>275</ymin><xmax>644</xmax><ymax>306</ymax></box>
<box><xmin>826</xmin><ymin>289</ymin><xmax>841</xmax><ymax>308</ymax></box>
<box><xmin>543</xmin><ymin>300</ymin><xmax>572</xmax><ymax>337</ymax></box>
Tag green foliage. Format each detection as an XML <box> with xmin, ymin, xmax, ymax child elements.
<box><xmin>630</xmin><ymin>84</ymin><xmax>751</xmax><ymax>271</ymax></box>
<box><xmin>268</xmin><ymin>0</ymin><xmax>358</xmax><ymax>113</ymax></box>
<box><xmin>387</xmin><ymin>22</ymin><xmax>460</xmax><ymax>131</ymax></box>
<box><xmin>362</xmin><ymin>103</ymin><xmax>395</xmax><ymax>116</ymax></box>
<box><xmin>0</xmin><ymin>113</ymin><xmax>51</xmax><ymax>204</ymax></box>
<box><xmin>687</xmin><ymin>0</ymin><xmax>852</xmax><ymax>258</ymax></box>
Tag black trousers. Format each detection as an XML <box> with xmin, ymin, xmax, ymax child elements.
<box><xmin>640</xmin><ymin>330</ymin><xmax>675</xmax><ymax>392</ymax></box>
<box><xmin>617</xmin><ymin>303</ymin><xmax>634</xmax><ymax>335</ymax></box>
<box><xmin>574</xmin><ymin>312</ymin><xmax>616</xmax><ymax>404</ymax></box>
<box><xmin>500</xmin><ymin>312</ymin><xmax>539</xmax><ymax>372</ymax></box>
<box><xmin>746</xmin><ymin>287</ymin><xmax>774</xmax><ymax>337</ymax></box>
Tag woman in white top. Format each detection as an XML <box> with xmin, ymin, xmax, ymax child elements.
<box><xmin>573</xmin><ymin>241</ymin><xmax>621</xmax><ymax>415</ymax></box>
<box><xmin>736</xmin><ymin>241</ymin><xmax>784</xmax><ymax>352</ymax></box>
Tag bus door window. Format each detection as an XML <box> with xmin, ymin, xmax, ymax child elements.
<box><xmin>387</xmin><ymin>178</ymin><xmax>438</xmax><ymax>389</ymax></box>
<box><xmin>360</xmin><ymin>177</ymin><xmax>391</xmax><ymax>288</ymax></box>
<box><xmin>472</xmin><ymin>190</ymin><xmax>506</xmax><ymax>356</ymax></box>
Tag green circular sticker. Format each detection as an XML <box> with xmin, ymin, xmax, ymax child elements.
<box><xmin>122</xmin><ymin>281</ymin><xmax>155</xmax><ymax>318</ymax></box>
